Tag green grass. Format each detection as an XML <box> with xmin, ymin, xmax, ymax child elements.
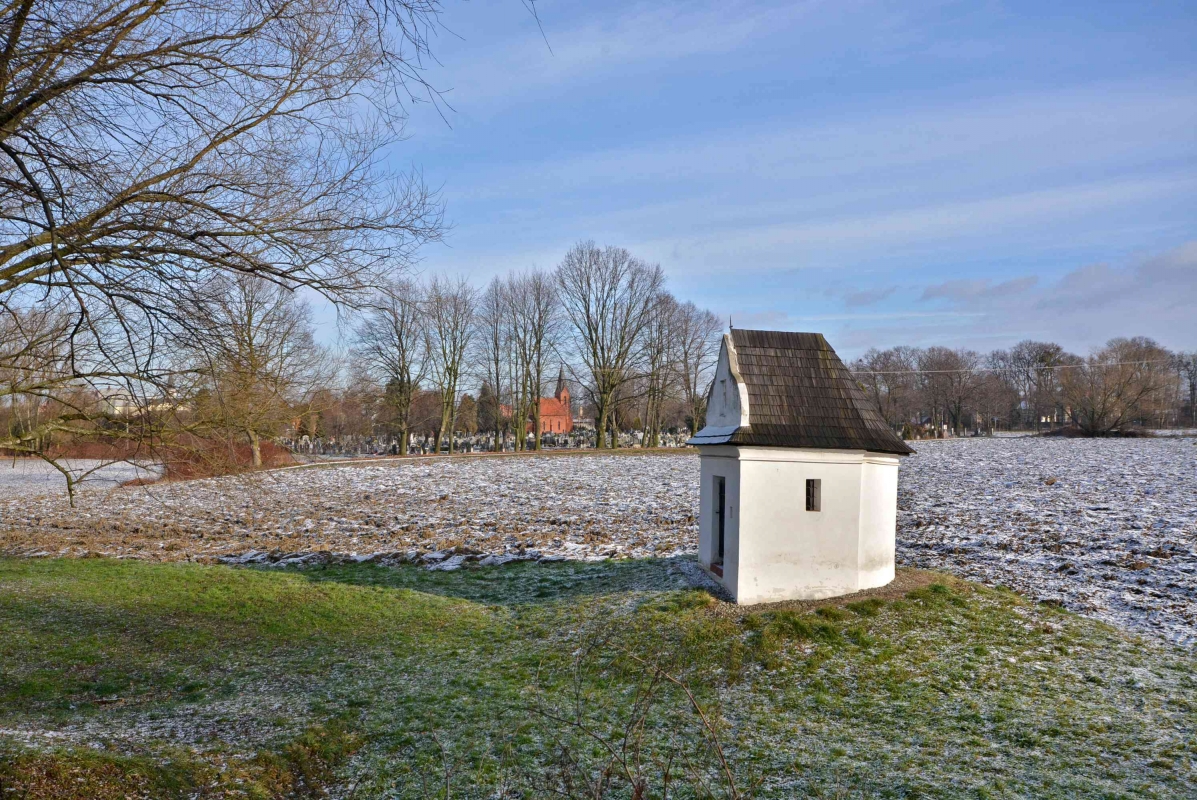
<box><xmin>0</xmin><ymin>557</ymin><xmax>1193</xmax><ymax>798</ymax></box>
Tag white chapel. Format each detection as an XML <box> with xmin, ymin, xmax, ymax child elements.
<box><xmin>688</xmin><ymin>329</ymin><xmax>914</xmax><ymax>604</ymax></box>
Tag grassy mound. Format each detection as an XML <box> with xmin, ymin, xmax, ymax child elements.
<box><xmin>0</xmin><ymin>557</ymin><xmax>1192</xmax><ymax>798</ymax></box>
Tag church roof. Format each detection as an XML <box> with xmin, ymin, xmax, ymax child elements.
<box><xmin>539</xmin><ymin>396</ymin><xmax>570</xmax><ymax>418</ymax></box>
<box><xmin>689</xmin><ymin>329</ymin><xmax>914</xmax><ymax>455</ymax></box>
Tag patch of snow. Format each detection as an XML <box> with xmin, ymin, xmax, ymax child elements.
<box><xmin>0</xmin><ymin>458</ymin><xmax>161</xmax><ymax>499</ymax></box>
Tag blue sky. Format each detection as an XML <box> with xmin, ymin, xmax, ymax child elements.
<box><xmin>362</xmin><ymin>0</ymin><xmax>1196</xmax><ymax>358</ymax></box>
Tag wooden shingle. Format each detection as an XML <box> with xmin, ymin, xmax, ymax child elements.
<box><xmin>718</xmin><ymin>329</ymin><xmax>913</xmax><ymax>456</ymax></box>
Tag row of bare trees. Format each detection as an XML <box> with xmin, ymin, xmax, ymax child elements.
<box><xmin>348</xmin><ymin>241</ymin><xmax>725</xmax><ymax>453</ymax></box>
<box><xmin>851</xmin><ymin>337</ymin><xmax>1195</xmax><ymax>436</ymax></box>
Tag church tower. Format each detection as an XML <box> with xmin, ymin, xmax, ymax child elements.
<box><xmin>554</xmin><ymin>366</ymin><xmax>569</xmax><ymax>407</ymax></box>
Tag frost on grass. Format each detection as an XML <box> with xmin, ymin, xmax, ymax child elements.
<box><xmin>3</xmin><ymin>439</ymin><xmax>1196</xmax><ymax>645</ymax></box>
<box><xmin>2</xmin><ymin>560</ymin><xmax>1193</xmax><ymax>798</ymax></box>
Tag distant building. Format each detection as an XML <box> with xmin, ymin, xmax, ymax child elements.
<box><xmin>502</xmin><ymin>368</ymin><xmax>575</xmax><ymax>435</ymax></box>
<box><xmin>535</xmin><ymin>368</ymin><xmax>573</xmax><ymax>435</ymax></box>
<box><xmin>688</xmin><ymin>329</ymin><xmax>913</xmax><ymax>604</ymax></box>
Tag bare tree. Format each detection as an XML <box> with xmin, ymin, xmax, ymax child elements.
<box><xmin>851</xmin><ymin>346</ymin><xmax>921</xmax><ymax>429</ymax></box>
<box><xmin>1062</xmin><ymin>337</ymin><xmax>1171</xmax><ymax>435</ymax></box>
<box><xmin>1007</xmin><ymin>341</ymin><xmax>1068</xmax><ymax>430</ymax></box>
<box><xmin>190</xmin><ymin>275</ymin><xmax>329</xmax><ymax>467</ymax></box>
<box><xmin>353</xmin><ymin>280</ymin><xmax>427</xmax><ymax>453</ymax></box>
<box><xmin>675</xmin><ymin>301</ymin><xmax>723</xmax><ymax>437</ymax></box>
<box><xmin>426</xmin><ymin>276</ymin><xmax>476</xmax><ymax>454</ymax></box>
<box><xmin>507</xmin><ymin>269</ymin><xmax>561</xmax><ymax>450</ymax></box>
<box><xmin>556</xmin><ymin>242</ymin><xmax>664</xmax><ymax>449</ymax></box>
<box><xmin>0</xmin><ymin>305</ymin><xmax>141</xmax><ymax>500</ymax></box>
<box><xmin>474</xmin><ymin>277</ymin><xmax>510</xmax><ymax>451</ymax></box>
<box><xmin>971</xmin><ymin>350</ymin><xmax>1018</xmax><ymax>433</ymax></box>
<box><xmin>1</xmin><ymin>306</ymin><xmax>76</xmax><ymax>455</ymax></box>
<box><xmin>917</xmin><ymin>347</ymin><xmax>982</xmax><ymax>435</ymax></box>
<box><xmin>0</xmin><ymin>0</ymin><xmax>444</xmax><ymax>474</ymax></box>
<box><xmin>1175</xmin><ymin>352</ymin><xmax>1197</xmax><ymax>427</ymax></box>
<box><xmin>641</xmin><ymin>291</ymin><xmax>679</xmax><ymax>448</ymax></box>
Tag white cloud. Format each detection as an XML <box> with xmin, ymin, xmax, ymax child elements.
<box><xmin>634</xmin><ymin>174</ymin><xmax>1196</xmax><ymax>277</ymax></box>
<box><xmin>428</xmin><ymin>78</ymin><xmax>1197</xmax><ymax>284</ymax></box>
<box><xmin>834</xmin><ymin>241</ymin><xmax>1197</xmax><ymax>355</ymax></box>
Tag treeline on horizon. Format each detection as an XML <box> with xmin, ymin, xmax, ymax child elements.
<box><xmin>850</xmin><ymin>338</ymin><xmax>1195</xmax><ymax>438</ymax></box>
<box><xmin>312</xmin><ymin>327</ymin><xmax>1197</xmax><ymax>454</ymax></box>
<box><xmin>2</xmin><ymin>241</ymin><xmax>726</xmax><ymax>475</ymax></box>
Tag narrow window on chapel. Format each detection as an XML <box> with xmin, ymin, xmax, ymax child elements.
<box><xmin>805</xmin><ymin>479</ymin><xmax>821</xmax><ymax>512</ymax></box>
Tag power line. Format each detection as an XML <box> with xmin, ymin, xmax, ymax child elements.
<box><xmin>850</xmin><ymin>359</ymin><xmax>1174</xmax><ymax>376</ymax></box>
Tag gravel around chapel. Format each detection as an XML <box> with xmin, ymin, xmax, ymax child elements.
<box><xmin>3</xmin><ymin>437</ymin><xmax>1195</xmax><ymax>645</ymax></box>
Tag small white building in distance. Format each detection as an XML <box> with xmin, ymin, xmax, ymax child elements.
<box><xmin>688</xmin><ymin>329</ymin><xmax>914</xmax><ymax>604</ymax></box>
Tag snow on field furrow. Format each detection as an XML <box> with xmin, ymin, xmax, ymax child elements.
<box><xmin>2</xmin><ymin>440</ymin><xmax>1195</xmax><ymax>644</ymax></box>
<box><xmin>897</xmin><ymin>438</ymin><xmax>1197</xmax><ymax>647</ymax></box>
<box><xmin>1</xmin><ymin>455</ymin><xmax>699</xmax><ymax>562</ymax></box>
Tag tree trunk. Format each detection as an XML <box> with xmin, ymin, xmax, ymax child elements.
<box><xmin>249</xmin><ymin>430</ymin><xmax>262</xmax><ymax>468</ymax></box>
<box><xmin>595</xmin><ymin>404</ymin><xmax>608</xmax><ymax>450</ymax></box>
<box><xmin>1190</xmin><ymin>375</ymin><xmax>1196</xmax><ymax>426</ymax></box>
<box><xmin>437</xmin><ymin>399</ymin><xmax>451</xmax><ymax>454</ymax></box>
<box><xmin>532</xmin><ymin>401</ymin><xmax>542</xmax><ymax>451</ymax></box>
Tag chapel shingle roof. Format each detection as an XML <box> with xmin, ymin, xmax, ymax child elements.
<box><xmin>715</xmin><ymin>329</ymin><xmax>913</xmax><ymax>455</ymax></box>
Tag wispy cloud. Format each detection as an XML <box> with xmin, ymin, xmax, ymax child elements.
<box><xmin>838</xmin><ymin>241</ymin><xmax>1197</xmax><ymax>354</ymax></box>
<box><xmin>429</xmin><ymin>78</ymin><xmax>1197</xmax><ymax>284</ymax></box>
<box><xmin>449</xmin><ymin>79</ymin><xmax>1197</xmax><ymax>200</ymax></box>
<box><xmin>427</xmin><ymin>1</ymin><xmax>861</xmax><ymax>111</ymax></box>
<box><xmin>842</xmin><ymin>286</ymin><xmax>898</xmax><ymax>307</ymax></box>
<box><xmin>633</xmin><ymin>174</ymin><xmax>1196</xmax><ymax>277</ymax></box>
<box><xmin>920</xmin><ymin>276</ymin><xmax>1038</xmax><ymax>303</ymax></box>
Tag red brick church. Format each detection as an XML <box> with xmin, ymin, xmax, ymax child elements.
<box><xmin>535</xmin><ymin>368</ymin><xmax>573</xmax><ymax>434</ymax></box>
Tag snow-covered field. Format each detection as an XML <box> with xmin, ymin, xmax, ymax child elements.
<box><xmin>0</xmin><ymin>459</ymin><xmax>160</xmax><ymax>498</ymax></box>
<box><xmin>898</xmin><ymin>438</ymin><xmax>1197</xmax><ymax>647</ymax></box>
<box><xmin>1</xmin><ymin>453</ymin><xmax>697</xmax><ymax>562</ymax></box>
<box><xmin>2</xmin><ymin>440</ymin><xmax>1195</xmax><ymax>645</ymax></box>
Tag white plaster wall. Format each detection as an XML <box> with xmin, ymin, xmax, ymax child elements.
<box><xmin>857</xmin><ymin>456</ymin><xmax>900</xmax><ymax>590</ymax></box>
<box><xmin>700</xmin><ymin>336</ymin><xmax>749</xmax><ymax>436</ymax></box>
<box><xmin>698</xmin><ymin>446</ymin><xmax>900</xmax><ymax>604</ymax></box>
<box><xmin>698</xmin><ymin>449</ymin><xmax>741</xmax><ymax>591</ymax></box>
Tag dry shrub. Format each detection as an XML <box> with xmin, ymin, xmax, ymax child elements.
<box><xmin>161</xmin><ymin>435</ymin><xmax>295</xmax><ymax>481</ymax></box>
<box><xmin>46</xmin><ymin>439</ymin><xmax>148</xmax><ymax>460</ymax></box>
<box><xmin>7</xmin><ymin>433</ymin><xmax>295</xmax><ymax>485</ymax></box>
<box><xmin>1041</xmin><ymin>426</ymin><xmax>1154</xmax><ymax>439</ymax></box>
